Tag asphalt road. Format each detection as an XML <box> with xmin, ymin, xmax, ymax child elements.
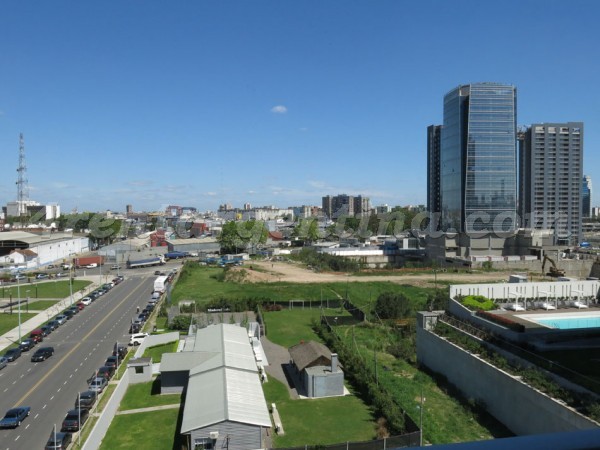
<box><xmin>0</xmin><ymin>273</ymin><xmax>155</xmax><ymax>450</ymax></box>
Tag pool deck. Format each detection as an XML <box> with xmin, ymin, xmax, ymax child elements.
<box><xmin>491</xmin><ymin>303</ymin><xmax>600</xmax><ymax>331</ymax></box>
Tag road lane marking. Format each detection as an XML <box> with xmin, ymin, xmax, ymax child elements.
<box><xmin>11</xmin><ymin>278</ymin><xmax>148</xmax><ymax>408</ymax></box>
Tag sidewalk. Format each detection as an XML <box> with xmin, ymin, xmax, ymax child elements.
<box><xmin>0</xmin><ymin>276</ymin><xmax>101</xmax><ymax>352</ymax></box>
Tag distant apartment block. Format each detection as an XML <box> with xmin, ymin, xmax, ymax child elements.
<box><xmin>519</xmin><ymin>123</ymin><xmax>583</xmax><ymax>245</ymax></box>
<box><xmin>322</xmin><ymin>194</ymin><xmax>371</xmax><ymax>219</ymax></box>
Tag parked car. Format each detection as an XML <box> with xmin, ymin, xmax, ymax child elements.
<box><xmin>112</xmin><ymin>345</ymin><xmax>128</xmax><ymax>359</ymax></box>
<box><xmin>63</xmin><ymin>310</ymin><xmax>75</xmax><ymax>320</ymax></box>
<box><xmin>40</xmin><ymin>325</ymin><xmax>52</xmax><ymax>336</ymax></box>
<box><xmin>19</xmin><ymin>339</ymin><xmax>36</xmax><ymax>352</ymax></box>
<box><xmin>89</xmin><ymin>292</ymin><xmax>99</xmax><ymax>300</ymax></box>
<box><xmin>76</xmin><ymin>302</ymin><xmax>85</xmax><ymax>311</ymax></box>
<box><xmin>14</xmin><ymin>274</ymin><xmax>27</xmax><ymax>281</ymax></box>
<box><xmin>80</xmin><ymin>297</ymin><xmax>92</xmax><ymax>306</ymax></box>
<box><xmin>104</xmin><ymin>355</ymin><xmax>119</xmax><ymax>368</ymax></box>
<box><xmin>30</xmin><ymin>329</ymin><xmax>44</xmax><ymax>343</ymax></box>
<box><xmin>0</xmin><ymin>406</ymin><xmax>30</xmax><ymax>428</ymax></box>
<box><xmin>154</xmin><ymin>270</ymin><xmax>161</xmax><ymax>275</ymax></box>
<box><xmin>97</xmin><ymin>365</ymin><xmax>115</xmax><ymax>380</ymax></box>
<box><xmin>0</xmin><ymin>357</ymin><xmax>7</xmax><ymax>370</ymax></box>
<box><xmin>129</xmin><ymin>332</ymin><xmax>148</xmax><ymax>346</ymax></box>
<box><xmin>47</xmin><ymin>320</ymin><xmax>60</xmax><ymax>330</ymax></box>
<box><xmin>75</xmin><ymin>390</ymin><xmax>97</xmax><ymax>410</ymax></box>
<box><xmin>44</xmin><ymin>431</ymin><xmax>72</xmax><ymax>450</ymax></box>
<box><xmin>88</xmin><ymin>376</ymin><xmax>107</xmax><ymax>393</ymax></box>
<box><xmin>4</xmin><ymin>348</ymin><xmax>22</xmax><ymax>362</ymax></box>
<box><xmin>31</xmin><ymin>347</ymin><xmax>54</xmax><ymax>362</ymax></box>
<box><xmin>129</xmin><ymin>323</ymin><xmax>141</xmax><ymax>334</ymax></box>
<box><xmin>110</xmin><ymin>265</ymin><xmax>121</xmax><ymax>270</ymax></box>
<box><xmin>61</xmin><ymin>408</ymin><xmax>89</xmax><ymax>432</ymax></box>
<box><xmin>35</xmin><ymin>273</ymin><xmax>49</xmax><ymax>280</ymax></box>
<box><xmin>54</xmin><ymin>272</ymin><xmax>67</xmax><ymax>278</ymax></box>
<box><xmin>55</xmin><ymin>315</ymin><xmax>67</xmax><ymax>325</ymax></box>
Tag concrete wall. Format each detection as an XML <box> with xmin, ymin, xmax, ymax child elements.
<box><xmin>82</xmin><ymin>370</ymin><xmax>131</xmax><ymax>450</ymax></box>
<box><xmin>416</xmin><ymin>324</ymin><xmax>599</xmax><ymax>435</ymax></box>
<box><xmin>306</xmin><ymin>370</ymin><xmax>345</xmax><ymax>398</ymax></box>
<box><xmin>450</xmin><ymin>280</ymin><xmax>600</xmax><ymax>302</ymax></box>
<box><xmin>127</xmin><ymin>363</ymin><xmax>153</xmax><ymax>384</ymax></box>
<box><xmin>134</xmin><ymin>331</ymin><xmax>180</xmax><ymax>358</ymax></box>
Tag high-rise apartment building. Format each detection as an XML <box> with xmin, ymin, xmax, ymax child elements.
<box><xmin>427</xmin><ymin>125</ymin><xmax>442</xmax><ymax>216</ymax></box>
<box><xmin>322</xmin><ymin>194</ymin><xmax>371</xmax><ymax>219</ymax></box>
<box><xmin>440</xmin><ymin>83</ymin><xmax>518</xmax><ymax>233</ymax></box>
<box><xmin>519</xmin><ymin>123</ymin><xmax>583</xmax><ymax>245</ymax></box>
<box><xmin>582</xmin><ymin>175</ymin><xmax>592</xmax><ymax>219</ymax></box>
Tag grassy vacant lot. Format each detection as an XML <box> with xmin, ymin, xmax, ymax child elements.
<box><xmin>0</xmin><ymin>312</ymin><xmax>37</xmax><ymax>336</ymax></box>
<box><xmin>171</xmin><ymin>264</ymin><xmax>435</xmax><ymax>312</ymax></box>
<box><xmin>142</xmin><ymin>341</ymin><xmax>179</xmax><ymax>363</ymax></box>
<box><xmin>119</xmin><ymin>379</ymin><xmax>181</xmax><ymax>411</ymax></box>
<box><xmin>0</xmin><ymin>280</ymin><xmax>91</xmax><ymax>299</ymax></box>
<box><xmin>335</xmin><ymin>323</ymin><xmax>512</xmax><ymax>445</ymax></box>
<box><xmin>99</xmin><ymin>408</ymin><xmax>181</xmax><ymax>450</ymax></box>
<box><xmin>263</xmin><ymin>377</ymin><xmax>376</xmax><ymax>447</ymax></box>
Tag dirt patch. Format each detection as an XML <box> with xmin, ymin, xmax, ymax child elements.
<box><xmin>232</xmin><ymin>260</ymin><xmax>518</xmax><ymax>288</ymax></box>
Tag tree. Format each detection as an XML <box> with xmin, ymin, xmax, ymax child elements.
<box><xmin>292</xmin><ymin>218</ymin><xmax>321</xmax><ymax>244</ymax></box>
<box><xmin>374</xmin><ymin>292</ymin><xmax>412</xmax><ymax>320</ymax></box>
<box><xmin>217</xmin><ymin>220</ymin><xmax>268</xmax><ymax>254</ymax></box>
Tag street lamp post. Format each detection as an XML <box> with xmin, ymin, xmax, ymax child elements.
<box><xmin>17</xmin><ymin>277</ymin><xmax>22</xmax><ymax>342</ymax></box>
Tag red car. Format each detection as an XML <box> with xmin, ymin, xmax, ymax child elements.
<box><xmin>76</xmin><ymin>302</ymin><xmax>85</xmax><ymax>311</ymax></box>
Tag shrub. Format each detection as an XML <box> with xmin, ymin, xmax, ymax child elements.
<box><xmin>461</xmin><ymin>295</ymin><xmax>496</xmax><ymax>311</ymax></box>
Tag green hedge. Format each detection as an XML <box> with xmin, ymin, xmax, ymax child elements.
<box><xmin>460</xmin><ymin>295</ymin><xmax>496</xmax><ymax>311</ymax></box>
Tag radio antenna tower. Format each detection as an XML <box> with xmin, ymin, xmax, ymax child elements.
<box><xmin>16</xmin><ymin>133</ymin><xmax>30</xmax><ymax>216</ymax></box>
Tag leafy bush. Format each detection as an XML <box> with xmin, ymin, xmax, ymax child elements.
<box><xmin>293</xmin><ymin>248</ymin><xmax>360</xmax><ymax>272</ymax></box>
<box><xmin>375</xmin><ymin>292</ymin><xmax>412</xmax><ymax>319</ymax></box>
<box><xmin>461</xmin><ymin>295</ymin><xmax>496</xmax><ymax>311</ymax></box>
<box><xmin>169</xmin><ymin>315</ymin><xmax>192</xmax><ymax>331</ymax></box>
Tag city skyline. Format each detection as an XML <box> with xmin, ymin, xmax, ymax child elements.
<box><xmin>1</xmin><ymin>1</ymin><xmax>599</xmax><ymax>212</ymax></box>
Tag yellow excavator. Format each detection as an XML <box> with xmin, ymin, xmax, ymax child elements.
<box><xmin>542</xmin><ymin>254</ymin><xmax>565</xmax><ymax>277</ymax></box>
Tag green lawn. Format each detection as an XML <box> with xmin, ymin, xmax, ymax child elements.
<box><xmin>25</xmin><ymin>300</ymin><xmax>61</xmax><ymax>310</ymax></box>
<box><xmin>142</xmin><ymin>341</ymin><xmax>179</xmax><ymax>363</ymax></box>
<box><xmin>119</xmin><ymin>379</ymin><xmax>181</xmax><ymax>411</ymax></box>
<box><xmin>263</xmin><ymin>377</ymin><xmax>375</xmax><ymax>447</ymax></box>
<box><xmin>99</xmin><ymin>409</ymin><xmax>181</xmax><ymax>450</ymax></box>
<box><xmin>0</xmin><ymin>280</ymin><xmax>91</xmax><ymax>299</ymax></box>
<box><xmin>264</xmin><ymin>308</ymin><xmax>348</xmax><ymax>348</ymax></box>
<box><xmin>0</xmin><ymin>312</ymin><xmax>37</xmax><ymax>337</ymax></box>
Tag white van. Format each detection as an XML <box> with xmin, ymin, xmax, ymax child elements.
<box><xmin>129</xmin><ymin>333</ymin><xmax>148</xmax><ymax>346</ymax></box>
<box><xmin>85</xmin><ymin>263</ymin><xmax>98</xmax><ymax>269</ymax></box>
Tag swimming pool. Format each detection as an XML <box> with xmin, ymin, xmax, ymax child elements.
<box><xmin>519</xmin><ymin>313</ymin><xmax>600</xmax><ymax>330</ymax></box>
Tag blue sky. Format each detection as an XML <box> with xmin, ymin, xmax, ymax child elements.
<box><xmin>1</xmin><ymin>1</ymin><xmax>598</xmax><ymax>213</ymax></box>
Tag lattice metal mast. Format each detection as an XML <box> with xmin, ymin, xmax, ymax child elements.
<box><xmin>16</xmin><ymin>133</ymin><xmax>29</xmax><ymax>214</ymax></box>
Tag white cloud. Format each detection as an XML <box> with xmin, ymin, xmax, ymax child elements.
<box><xmin>271</xmin><ymin>105</ymin><xmax>288</xmax><ymax>114</ymax></box>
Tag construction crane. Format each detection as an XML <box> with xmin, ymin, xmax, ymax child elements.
<box><xmin>542</xmin><ymin>254</ymin><xmax>565</xmax><ymax>277</ymax></box>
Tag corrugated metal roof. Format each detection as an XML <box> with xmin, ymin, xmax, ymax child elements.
<box><xmin>179</xmin><ymin>324</ymin><xmax>270</xmax><ymax>433</ymax></box>
<box><xmin>181</xmin><ymin>367</ymin><xmax>271</xmax><ymax>433</ymax></box>
<box><xmin>161</xmin><ymin>352</ymin><xmax>219</xmax><ymax>372</ymax></box>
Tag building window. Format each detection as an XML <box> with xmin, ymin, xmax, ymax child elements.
<box><xmin>135</xmin><ymin>366</ymin><xmax>144</xmax><ymax>374</ymax></box>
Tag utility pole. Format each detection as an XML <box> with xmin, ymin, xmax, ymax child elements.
<box><xmin>16</xmin><ymin>133</ymin><xmax>29</xmax><ymax>225</ymax></box>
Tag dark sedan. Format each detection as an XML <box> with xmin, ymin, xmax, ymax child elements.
<box><xmin>4</xmin><ymin>348</ymin><xmax>21</xmax><ymax>362</ymax></box>
<box><xmin>31</xmin><ymin>347</ymin><xmax>54</xmax><ymax>362</ymax></box>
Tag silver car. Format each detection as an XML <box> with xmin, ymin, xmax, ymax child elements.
<box><xmin>0</xmin><ymin>357</ymin><xmax>7</xmax><ymax>370</ymax></box>
<box><xmin>88</xmin><ymin>377</ymin><xmax>107</xmax><ymax>393</ymax></box>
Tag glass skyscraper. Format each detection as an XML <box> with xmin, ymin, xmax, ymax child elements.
<box><xmin>582</xmin><ymin>175</ymin><xmax>592</xmax><ymax>219</ymax></box>
<box><xmin>440</xmin><ymin>83</ymin><xmax>517</xmax><ymax>233</ymax></box>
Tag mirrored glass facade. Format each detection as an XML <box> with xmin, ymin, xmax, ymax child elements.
<box><xmin>440</xmin><ymin>83</ymin><xmax>517</xmax><ymax>233</ymax></box>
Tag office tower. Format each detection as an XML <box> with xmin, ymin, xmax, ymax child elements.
<box><xmin>427</xmin><ymin>125</ymin><xmax>442</xmax><ymax>215</ymax></box>
<box><xmin>582</xmin><ymin>175</ymin><xmax>592</xmax><ymax>219</ymax></box>
<box><xmin>519</xmin><ymin>123</ymin><xmax>583</xmax><ymax>245</ymax></box>
<box><xmin>440</xmin><ymin>83</ymin><xmax>518</xmax><ymax>233</ymax></box>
